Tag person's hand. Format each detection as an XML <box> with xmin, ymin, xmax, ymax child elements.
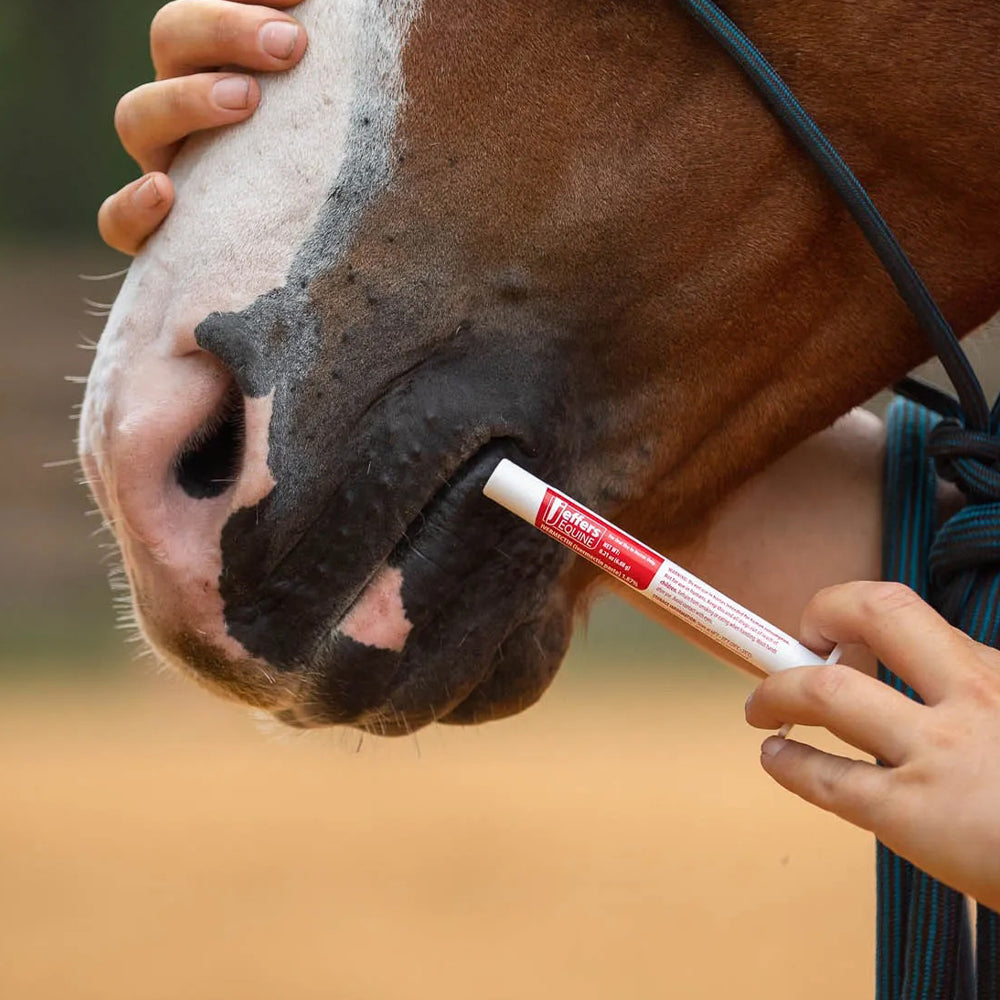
<box><xmin>98</xmin><ymin>0</ymin><xmax>308</xmax><ymax>255</ymax></box>
<box><xmin>745</xmin><ymin>581</ymin><xmax>1000</xmax><ymax>912</ymax></box>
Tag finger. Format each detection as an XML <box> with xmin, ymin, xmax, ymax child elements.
<box><xmin>151</xmin><ymin>0</ymin><xmax>308</xmax><ymax>79</ymax></box>
<box><xmin>759</xmin><ymin>736</ymin><xmax>895</xmax><ymax>834</ymax></box>
<box><xmin>746</xmin><ymin>664</ymin><xmax>922</xmax><ymax>765</ymax></box>
<box><xmin>98</xmin><ymin>174</ymin><xmax>175</xmax><ymax>256</ymax></box>
<box><xmin>116</xmin><ymin>73</ymin><xmax>260</xmax><ymax>174</ymax></box>
<box><xmin>800</xmin><ymin>582</ymin><xmax>976</xmax><ymax>704</ymax></box>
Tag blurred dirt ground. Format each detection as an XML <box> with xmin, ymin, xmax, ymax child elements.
<box><xmin>1</xmin><ymin>246</ymin><xmax>875</xmax><ymax>999</ymax></box>
<box><xmin>4</xmin><ymin>247</ymin><xmax>997</xmax><ymax>1000</ymax></box>
<box><xmin>0</xmin><ymin>664</ymin><xmax>874</xmax><ymax>1000</ymax></box>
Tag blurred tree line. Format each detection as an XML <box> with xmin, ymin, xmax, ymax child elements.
<box><xmin>0</xmin><ymin>0</ymin><xmax>164</xmax><ymax>239</ymax></box>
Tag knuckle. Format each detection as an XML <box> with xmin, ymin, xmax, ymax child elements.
<box><xmin>812</xmin><ymin>755</ymin><xmax>855</xmax><ymax>809</ymax></box>
<box><xmin>919</xmin><ymin>718</ymin><xmax>962</xmax><ymax>754</ymax></box>
<box><xmin>961</xmin><ymin>668</ymin><xmax>1000</xmax><ymax>710</ymax></box>
<box><xmin>813</xmin><ymin>758</ymin><xmax>881</xmax><ymax>826</ymax></box>
<box><xmin>802</xmin><ymin>663</ymin><xmax>849</xmax><ymax>709</ymax></box>
<box><xmin>161</xmin><ymin>79</ymin><xmax>190</xmax><ymax>119</ymax></box>
<box><xmin>212</xmin><ymin>5</ymin><xmax>246</xmax><ymax>49</ymax></box>
<box><xmin>856</xmin><ymin>776</ymin><xmax>902</xmax><ymax>837</ymax></box>
<box><xmin>859</xmin><ymin>582</ymin><xmax>921</xmax><ymax>620</ymax></box>
<box><xmin>113</xmin><ymin>93</ymin><xmax>137</xmax><ymax>143</ymax></box>
<box><xmin>150</xmin><ymin>1</ymin><xmax>185</xmax><ymax>60</ymax></box>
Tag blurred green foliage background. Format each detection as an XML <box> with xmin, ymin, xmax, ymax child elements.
<box><xmin>0</xmin><ymin>3</ymin><xmax>162</xmax><ymax>677</ymax></box>
<box><xmin>0</xmin><ymin>0</ymin><xmax>163</xmax><ymax>239</ymax></box>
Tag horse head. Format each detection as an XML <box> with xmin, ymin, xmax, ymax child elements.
<box><xmin>80</xmin><ymin>0</ymin><xmax>1000</xmax><ymax>732</ymax></box>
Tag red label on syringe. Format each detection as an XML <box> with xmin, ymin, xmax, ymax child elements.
<box><xmin>535</xmin><ymin>489</ymin><xmax>664</xmax><ymax>590</ymax></box>
<box><xmin>485</xmin><ymin>460</ymin><xmax>841</xmax><ymax>675</ymax></box>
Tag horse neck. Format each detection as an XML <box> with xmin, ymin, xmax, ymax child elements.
<box><xmin>616</xmin><ymin>0</ymin><xmax>1000</xmax><ymax>542</ymax></box>
<box><xmin>702</xmin><ymin>0</ymin><xmax>1000</xmax><ymax>346</ymax></box>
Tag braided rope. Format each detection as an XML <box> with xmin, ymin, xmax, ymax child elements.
<box><xmin>667</xmin><ymin>1</ymin><xmax>1000</xmax><ymax>995</ymax></box>
<box><xmin>884</xmin><ymin>397</ymin><xmax>1000</xmax><ymax>999</ymax></box>
<box><xmin>882</xmin><ymin>399</ymin><xmax>983</xmax><ymax>1000</ymax></box>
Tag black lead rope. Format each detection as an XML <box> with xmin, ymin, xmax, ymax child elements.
<box><xmin>671</xmin><ymin>0</ymin><xmax>990</xmax><ymax>432</ymax></box>
<box><xmin>670</xmin><ymin>2</ymin><xmax>1000</xmax><ymax>998</ymax></box>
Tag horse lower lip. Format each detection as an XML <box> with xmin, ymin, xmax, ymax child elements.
<box><xmin>277</xmin><ymin>438</ymin><xmax>535</xmax><ymax>730</ymax></box>
<box><xmin>329</xmin><ymin>441</ymin><xmax>508</xmax><ymax>648</ymax></box>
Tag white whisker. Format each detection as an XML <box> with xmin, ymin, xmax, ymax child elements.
<box><xmin>80</xmin><ymin>268</ymin><xmax>128</xmax><ymax>282</ymax></box>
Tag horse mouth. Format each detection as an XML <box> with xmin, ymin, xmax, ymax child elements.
<box><xmin>193</xmin><ymin>343</ymin><xmax>575</xmax><ymax>735</ymax></box>
<box><xmin>389</xmin><ymin>440</ymin><xmax>514</xmax><ymax>595</ymax></box>
<box><xmin>269</xmin><ymin>437</ymin><xmax>558</xmax><ymax>733</ymax></box>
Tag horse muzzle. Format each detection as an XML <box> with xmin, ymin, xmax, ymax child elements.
<box><xmin>81</xmin><ymin>323</ymin><xmax>577</xmax><ymax>733</ymax></box>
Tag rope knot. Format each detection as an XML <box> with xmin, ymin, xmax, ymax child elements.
<box><xmin>926</xmin><ymin>419</ymin><xmax>1000</xmax><ymax>621</ymax></box>
<box><xmin>926</xmin><ymin>418</ymin><xmax>1000</xmax><ymax>503</ymax></box>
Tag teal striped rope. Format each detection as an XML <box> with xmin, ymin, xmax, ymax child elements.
<box><xmin>670</xmin><ymin>1</ymin><xmax>1000</xmax><ymax>996</ymax></box>
<box><xmin>883</xmin><ymin>400</ymin><xmax>999</xmax><ymax>1000</ymax></box>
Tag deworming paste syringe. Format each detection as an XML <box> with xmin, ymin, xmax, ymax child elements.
<box><xmin>483</xmin><ymin>459</ymin><xmax>840</xmax><ymax>676</ymax></box>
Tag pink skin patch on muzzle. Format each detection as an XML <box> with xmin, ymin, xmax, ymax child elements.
<box><xmin>339</xmin><ymin>566</ymin><xmax>413</xmax><ymax>652</ymax></box>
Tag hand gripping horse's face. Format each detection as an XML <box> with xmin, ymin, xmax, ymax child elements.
<box><xmin>80</xmin><ymin>0</ymin><xmax>1000</xmax><ymax>730</ymax></box>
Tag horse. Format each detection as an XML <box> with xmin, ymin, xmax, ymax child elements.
<box><xmin>79</xmin><ymin>0</ymin><xmax>1000</xmax><ymax>733</ymax></box>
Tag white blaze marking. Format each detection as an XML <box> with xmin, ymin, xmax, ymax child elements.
<box><xmin>80</xmin><ymin>0</ymin><xmax>424</xmax><ymax>669</ymax></box>
<box><xmin>83</xmin><ymin>0</ymin><xmax>423</xmax><ymax>461</ymax></box>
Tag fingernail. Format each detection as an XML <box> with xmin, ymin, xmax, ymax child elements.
<box><xmin>761</xmin><ymin>736</ymin><xmax>787</xmax><ymax>759</ymax></box>
<box><xmin>212</xmin><ymin>76</ymin><xmax>252</xmax><ymax>111</ymax></box>
<box><xmin>744</xmin><ymin>691</ymin><xmax>755</xmax><ymax>716</ymax></box>
<box><xmin>260</xmin><ymin>21</ymin><xmax>300</xmax><ymax>60</ymax></box>
<box><xmin>133</xmin><ymin>176</ymin><xmax>163</xmax><ymax>210</ymax></box>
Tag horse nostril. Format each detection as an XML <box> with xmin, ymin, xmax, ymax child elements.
<box><xmin>174</xmin><ymin>380</ymin><xmax>246</xmax><ymax>500</ymax></box>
